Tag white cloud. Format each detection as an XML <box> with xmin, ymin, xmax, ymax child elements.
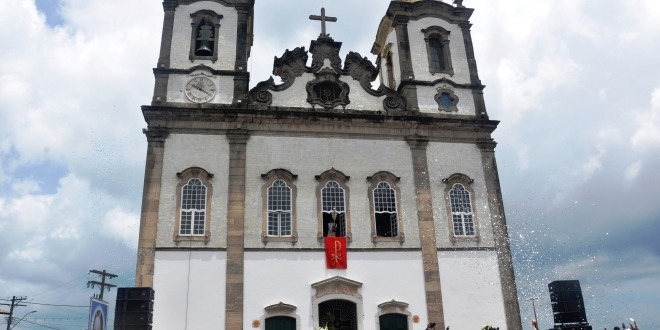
<box><xmin>103</xmin><ymin>207</ymin><xmax>140</xmax><ymax>249</ymax></box>
<box><xmin>11</xmin><ymin>178</ymin><xmax>41</xmax><ymax>195</ymax></box>
<box><xmin>631</xmin><ymin>87</ymin><xmax>660</xmax><ymax>149</ymax></box>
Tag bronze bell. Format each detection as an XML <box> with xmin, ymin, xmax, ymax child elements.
<box><xmin>196</xmin><ymin>39</ymin><xmax>213</xmax><ymax>56</ymax></box>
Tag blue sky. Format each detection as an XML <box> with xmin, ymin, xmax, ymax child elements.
<box><xmin>1</xmin><ymin>0</ymin><xmax>659</xmax><ymax>329</ymax></box>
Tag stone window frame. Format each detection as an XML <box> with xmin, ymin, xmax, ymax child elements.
<box><xmin>311</xmin><ymin>276</ymin><xmax>364</xmax><ymax>330</ymax></box>
<box><xmin>434</xmin><ymin>87</ymin><xmax>459</xmax><ymax>112</ymax></box>
<box><xmin>442</xmin><ymin>173</ymin><xmax>480</xmax><ymax>243</ymax></box>
<box><xmin>261</xmin><ymin>169</ymin><xmax>298</xmax><ymax>243</ymax></box>
<box><xmin>315</xmin><ymin>168</ymin><xmax>352</xmax><ymax>243</ymax></box>
<box><xmin>259</xmin><ymin>302</ymin><xmax>301</xmax><ymax>330</ymax></box>
<box><xmin>367</xmin><ymin>171</ymin><xmax>405</xmax><ymax>243</ymax></box>
<box><xmin>173</xmin><ymin>167</ymin><xmax>214</xmax><ymax>244</ymax></box>
<box><xmin>188</xmin><ymin>10</ymin><xmax>223</xmax><ymax>63</ymax></box>
<box><xmin>421</xmin><ymin>26</ymin><xmax>454</xmax><ymax>76</ymax></box>
<box><xmin>374</xmin><ymin>300</ymin><xmax>413</xmax><ymax>330</ymax></box>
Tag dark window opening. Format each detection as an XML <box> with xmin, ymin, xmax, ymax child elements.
<box><xmin>313</xmin><ymin>82</ymin><xmax>343</xmax><ymax>104</ymax></box>
<box><xmin>379</xmin><ymin>314</ymin><xmax>408</xmax><ymax>330</ymax></box>
<box><xmin>265</xmin><ymin>316</ymin><xmax>296</xmax><ymax>330</ymax></box>
<box><xmin>319</xmin><ymin>300</ymin><xmax>357</xmax><ymax>330</ymax></box>
<box><xmin>429</xmin><ymin>38</ymin><xmax>445</xmax><ymax>71</ymax></box>
<box><xmin>439</xmin><ymin>93</ymin><xmax>454</xmax><ymax>108</ymax></box>
<box><xmin>323</xmin><ymin>212</ymin><xmax>346</xmax><ymax>237</ymax></box>
<box><xmin>375</xmin><ymin>213</ymin><xmax>398</xmax><ymax>237</ymax></box>
<box><xmin>195</xmin><ymin>19</ymin><xmax>215</xmax><ymax>57</ymax></box>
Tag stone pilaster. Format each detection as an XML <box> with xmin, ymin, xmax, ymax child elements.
<box><xmin>225</xmin><ymin>130</ymin><xmax>250</xmax><ymax>330</ymax></box>
<box><xmin>135</xmin><ymin>128</ymin><xmax>169</xmax><ymax>288</ymax></box>
<box><xmin>459</xmin><ymin>22</ymin><xmax>489</xmax><ymax>119</ymax></box>
<box><xmin>152</xmin><ymin>2</ymin><xmax>177</xmax><ymax>105</ymax></box>
<box><xmin>406</xmin><ymin>137</ymin><xmax>445</xmax><ymax>329</ymax></box>
<box><xmin>394</xmin><ymin>18</ymin><xmax>419</xmax><ymax>111</ymax></box>
<box><xmin>233</xmin><ymin>6</ymin><xmax>251</xmax><ymax>105</ymax></box>
<box><xmin>477</xmin><ymin>139</ymin><xmax>523</xmax><ymax>330</ymax></box>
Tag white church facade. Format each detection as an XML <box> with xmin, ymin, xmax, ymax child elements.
<box><xmin>134</xmin><ymin>1</ymin><xmax>523</xmax><ymax>330</ymax></box>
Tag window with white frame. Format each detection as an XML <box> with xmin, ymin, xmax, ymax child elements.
<box><xmin>321</xmin><ymin>180</ymin><xmax>347</xmax><ymax>237</ymax></box>
<box><xmin>449</xmin><ymin>183</ymin><xmax>475</xmax><ymax>236</ymax></box>
<box><xmin>267</xmin><ymin>179</ymin><xmax>292</xmax><ymax>237</ymax></box>
<box><xmin>180</xmin><ymin>178</ymin><xmax>207</xmax><ymax>236</ymax></box>
<box><xmin>373</xmin><ymin>181</ymin><xmax>399</xmax><ymax>237</ymax></box>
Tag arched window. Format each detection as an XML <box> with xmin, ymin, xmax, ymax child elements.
<box><xmin>180</xmin><ymin>178</ymin><xmax>207</xmax><ymax>236</ymax></box>
<box><xmin>174</xmin><ymin>167</ymin><xmax>214</xmax><ymax>243</ymax></box>
<box><xmin>443</xmin><ymin>173</ymin><xmax>479</xmax><ymax>242</ymax></box>
<box><xmin>428</xmin><ymin>38</ymin><xmax>445</xmax><ymax>72</ymax></box>
<box><xmin>449</xmin><ymin>184</ymin><xmax>475</xmax><ymax>236</ymax></box>
<box><xmin>316</xmin><ymin>169</ymin><xmax>352</xmax><ymax>241</ymax></box>
<box><xmin>422</xmin><ymin>26</ymin><xmax>454</xmax><ymax>75</ymax></box>
<box><xmin>322</xmin><ymin>181</ymin><xmax>347</xmax><ymax>237</ymax></box>
<box><xmin>188</xmin><ymin>10</ymin><xmax>223</xmax><ymax>62</ymax></box>
<box><xmin>267</xmin><ymin>179</ymin><xmax>292</xmax><ymax>237</ymax></box>
<box><xmin>261</xmin><ymin>169</ymin><xmax>298</xmax><ymax>243</ymax></box>
<box><xmin>368</xmin><ymin>172</ymin><xmax>404</xmax><ymax>243</ymax></box>
<box><xmin>373</xmin><ymin>182</ymin><xmax>398</xmax><ymax>237</ymax></box>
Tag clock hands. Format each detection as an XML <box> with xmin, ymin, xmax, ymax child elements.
<box><xmin>192</xmin><ymin>84</ymin><xmax>211</xmax><ymax>96</ymax></box>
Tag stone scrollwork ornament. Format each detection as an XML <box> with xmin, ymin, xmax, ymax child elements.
<box><xmin>306</xmin><ymin>68</ymin><xmax>350</xmax><ymax>109</ymax></box>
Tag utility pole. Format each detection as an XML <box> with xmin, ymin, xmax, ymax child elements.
<box><xmin>529</xmin><ymin>297</ymin><xmax>539</xmax><ymax>330</ymax></box>
<box><xmin>87</xmin><ymin>269</ymin><xmax>117</xmax><ymax>301</ymax></box>
<box><xmin>1</xmin><ymin>296</ymin><xmax>26</xmax><ymax>330</ymax></box>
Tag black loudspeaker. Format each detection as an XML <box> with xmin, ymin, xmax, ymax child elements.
<box><xmin>116</xmin><ymin>287</ymin><xmax>155</xmax><ymax>300</ymax></box>
<box><xmin>114</xmin><ymin>312</ymin><xmax>153</xmax><ymax>325</ymax></box>
<box><xmin>548</xmin><ymin>280</ymin><xmax>588</xmax><ymax>325</ymax></box>
<box><xmin>114</xmin><ymin>326</ymin><xmax>152</xmax><ymax>330</ymax></box>
<box><xmin>114</xmin><ymin>287</ymin><xmax>154</xmax><ymax>329</ymax></box>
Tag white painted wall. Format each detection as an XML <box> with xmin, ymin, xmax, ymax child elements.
<box><xmin>425</xmin><ymin>142</ymin><xmax>494</xmax><ymax>248</ymax></box>
<box><xmin>438</xmin><ymin>250</ymin><xmax>507</xmax><ymax>330</ymax></box>
<box><xmin>167</xmin><ymin>72</ymin><xmax>235</xmax><ymax>104</ymax></box>
<box><xmin>157</xmin><ymin>134</ymin><xmax>230</xmax><ymax>248</ymax></box>
<box><xmin>417</xmin><ymin>85</ymin><xmax>476</xmax><ymax>115</ymax></box>
<box><xmin>244</xmin><ymin>251</ymin><xmax>428</xmax><ymax>330</ymax></box>
<box><xmin>244</xmin><ymin>136</ymin><xmax>420</xmax><ymax>249</ymax></box>
<box><xmin>170</xmin><ymin>2</ymin><xmax>238</xmax><ymax>70</ymax></box>
<box><xmin>153</xmin><ymin>250</ymin><xmax>227</xmax><ymax>330</ymax></box>
<box><xmin>407</xmin><ymin>17</ymin><xmax>471</xmax><ymax>84</ymax></box>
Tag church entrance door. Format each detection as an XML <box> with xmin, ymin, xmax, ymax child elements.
<box><xmin>379</xmin><ymin>314</ymin><xmax>407</xmax><ymax>330</ymax></box>
<box><xmin>318</xmin><ymin>299</ymin><xmax>357</xmax><ymax>330</ymax></box>
<box><xmin>265</xmin><ymin>316</ymin><xmax>296</xmax><ymax>330</ymax></box>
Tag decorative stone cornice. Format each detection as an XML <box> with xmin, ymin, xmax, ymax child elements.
<box><xmin>226</xmin><ymin>130</ymin><xmax>250</xmax><ymax>144</ymax></box>
<box><xmin>143</xmin><ymin>128</ymin><xmax>169</xmax><ymax>144</ymax></box>
<box><xmin>378</xmin><ymin>300</ymin><xmax>409</xmax><ymax>315</ymax></box>
<box><xmin>311</xmin><ymin>276</ymin><xmax>362</xmax><ymax>300</ymax></box>
<box><xmin>162</xmin><ymin>1</ymin><xmax>179</xmax><ymax>11</ymax></box>
<box><xmin>177</xmin><ymin>167</ymin><xmax>214</xmax><ymax>179</ymax></box>
<box><xmin>405</xmin><ymin>136</ymin><xmax>429</xmax><ymax>149</ymax></box>
<box><xmin>476</xmin><ymin>138</ymin><xmax>497</xmax><ymax>151</ymax></box>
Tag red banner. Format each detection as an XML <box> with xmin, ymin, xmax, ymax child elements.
<box><xmin>324</xmin><ymin>237</ymin><xmax>347</xmax><ymax>269</ymax></box>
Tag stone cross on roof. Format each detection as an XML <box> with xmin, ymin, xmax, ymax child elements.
<box><xmin>309</xmin><ymin>7</ymin><xmax>337</xmax><ymax>38</ymax></box>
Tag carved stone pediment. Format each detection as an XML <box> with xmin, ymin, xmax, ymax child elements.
<box><xmin>378</xmin><ymin>300</ymin><xmax>409</xmax><ymax>315</ymax></box>
<box><xmin>309</xmin><ymin>36</ymin><xmax>343</xmax><ymax>72</ymax></box>
<box><xmin>273</xmin><ymin>47</ymin><xmax>312</xmax><ymax>88</ymax></box>
<box><xmin>311</xmin><ymin>276</ymin><xmax>362</xmax><ymax>300</ymax></box>
<box><xmin>264</xmin><ymin>302</ymin><xmax>297</xmax><ymax>316</ymax></box>
<box><xmin>306</xmin><ymin>69</ymin><xmax>350</xmax><ymax>109</ymax></box>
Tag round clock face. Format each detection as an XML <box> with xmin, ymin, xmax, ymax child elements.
<box><xmin>185</xmin><ymin>77</ymin><xmax>216</xmax><ymax>103</ymax></box>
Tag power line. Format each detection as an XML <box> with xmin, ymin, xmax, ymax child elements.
<box><xmin>23</xmin><ymin>303</ymin><xmax>87</xmax><ymax>308</ymax></box>
<box><xmin>32</xmin><ymin>275</ymin><xmax>90</xmax><ymax>299</ymax></box>
<box><xmin>18</xmin><ymin>320</ymin><xmax>62</xmax><ymax>330</ymax></box>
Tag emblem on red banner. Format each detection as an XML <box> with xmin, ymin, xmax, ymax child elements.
<box><xmin>324</xmin><ymin>237</ymin><xmax>347</xmax><ymax>269</ymax></box>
